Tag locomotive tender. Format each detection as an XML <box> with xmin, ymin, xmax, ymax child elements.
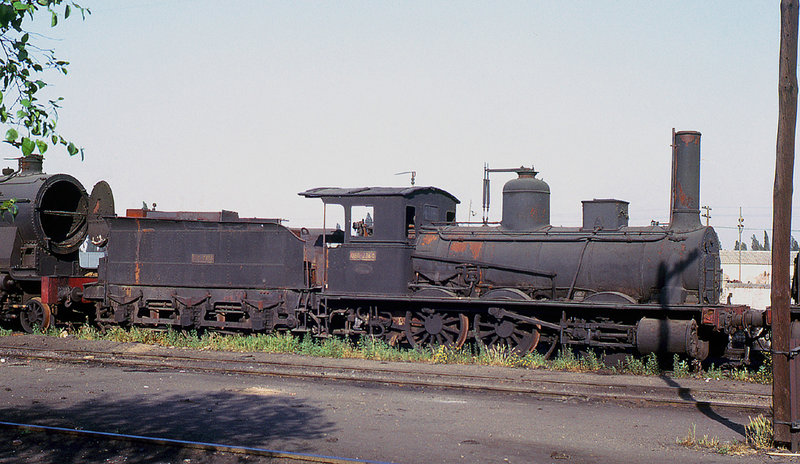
<box><xmin>75</xmin><ymin>129</ymin><xmax>765</xmax><ymax>361</ymax></box>
<box><xmin>0</xmin><ymin>130</ymin><xmax>770</xmax><ymax>362</ymax></box>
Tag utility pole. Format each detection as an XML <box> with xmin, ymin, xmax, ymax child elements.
<box><xmin>701</xmin><ymin>205</ymin><xmax>712</xmax><ymax>226</ymax></box>
<box><xmin>773</xmin><ymin>0</ymin><xmax>799</xmax><ymax>450</ymax></box>
<box><xmin>738</xmin><ymin>208</ymin><xmax>744</xmax><ymax>281</ymax></box>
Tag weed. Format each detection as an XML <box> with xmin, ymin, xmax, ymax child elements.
<box><xmin>549</xmin><ymin>347</ymin><xmax>578</xmax><ymax>370</ymax></box>
<box><xmin>672</xmin><ymin>354</ymin><xmax>690</xmax><ymax>377</ymax></box>
<box><xmin>615</xmin><ymin>355</ymin><xmax>645</xmax><ymax>375</ymax></box>
<box><xmin>677</xmin><ymin>424</ymin><xmax>754</xmax><ymax>455</ymax></box>
<box><xmin>704</xmin><ymin>363</ymin><xmax>723</xmax><ymax>380</ymax></box>
<box><xmin>643</xmin><ymin>353</ymin><xmax>660</xmax><ymax>375</ymax></box>
<box><xmin>745</xmin><ymin>414</ymin><xmax>773</xmax><ymax>449</ymax></box>
<box><xmin>753</xmin><ymin>354</ymin><xmax>773</xmax><ymax>384</ymax></box>
<box><xmin>578</xmin><ymin>350</ymin><xmax>603</xmax><ymax>371</ymax></box>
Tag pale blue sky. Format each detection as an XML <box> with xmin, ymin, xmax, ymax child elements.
<box><xmin>22</xmin><ymin>1</ymin><xmax>786</xmax><ymax>248</ymax></box>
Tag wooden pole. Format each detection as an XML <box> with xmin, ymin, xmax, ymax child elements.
<box><xmin>773</xmin><ymin>0</ymin><xmax>799</xmax><ymax>449</ymax></box>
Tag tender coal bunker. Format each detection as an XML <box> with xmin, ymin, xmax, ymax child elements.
<box><xmin>38</xmin><ymin>180</ymin><xmax>88</xmax><ymax>248</ymax></box>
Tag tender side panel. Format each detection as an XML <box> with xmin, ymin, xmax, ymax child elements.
<box><xmin>102</xmin><ymin>217</ymin><xmax>305</xmax><ymax>289</ymax></box>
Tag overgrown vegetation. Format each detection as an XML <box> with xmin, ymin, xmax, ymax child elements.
<box><xmin>0</xmin><ymin>325</ymin><xmax>773</xmax><ymax>383</ymax></box>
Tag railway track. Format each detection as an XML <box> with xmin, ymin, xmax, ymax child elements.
<box><xmin>0</xmin><ymin>337</ymin><xmax>772</xmax><ymax>413</ymax></box>
<box><xmin>0</xmin><ymin>420</ymin><xmax>395</xmax><ymax>464</ymax></box>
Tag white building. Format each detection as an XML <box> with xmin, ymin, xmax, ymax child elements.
<box><xmin>719</xmin><ymin>250</ymin><xmax>798</xmax><ymax>309</ymax></box>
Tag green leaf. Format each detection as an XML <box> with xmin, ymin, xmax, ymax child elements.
<box><xmin>5</xmin><ymin>128</ymin><xmax>18</xmax><ymax>142</ymax></box>
<box><xmin>65</xmin><ymin>4</ymin><xmax>70</xmax><ymax>19</ymax></box>
<box><xmin>12</xmin><ymin>2</ymin><xmax>28</xmax><ymax>12</ymax></box>
<box><xmin>20</xmin><ymin>99</ymin><xmax>29</xmax><ymax>108</ymax></box>
<box><xmin>20</xmin><ymin>33</ymin><xmax>28</xmax><ymax>43</ymax></box>
<box><xmin>0</xmin><ymin>5</ymin><xmax>15</xmax><ymax>28</ymax></box>
<box><xmin>50</xmin><ymin>11</ymin><xmax>56</xmax><ymax>27</ymax></box>
<box><xmin>1</xmin><ymin>199</ymin><xmax>18</xmax><ymax>216</ymax></box>
<box><xmin>35</xmin><ymin>139</ymin><xmax>47</xmax><ymax>154</ymax></box>
<box><xmin>21</xmin><ymin>137</ymin><xmax>34</xmax><ymax>156</ymax></box>
<box><xmin>67</xmin><ymin>142</ymin><xmax>78</xmax><ymax>156</ymax></box>
<box><xmin>51</xmin><ymin>135</ymin><xmax>57</xmax><ymax>144</ymax></box>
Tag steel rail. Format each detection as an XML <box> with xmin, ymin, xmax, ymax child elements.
<box><xmin>0</xmin><ymin>420</ymin><xmax>396</xmax><ymax>464</ymax></box>
<box><xmin>0</xmin><ymin>344</ymin><xmax>771</xmax><ymax>412</ymax></box>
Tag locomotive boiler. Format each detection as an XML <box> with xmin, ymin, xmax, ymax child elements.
<box><xmin>412</xmin><ymin>131</ymin><xmax>721</xmax><ymax>306</ymax></box>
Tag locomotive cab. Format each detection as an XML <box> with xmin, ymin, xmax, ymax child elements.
<box><xmin>299</xmin><ymin>187</ymin><xmax>458</xmax><ymax>294</ymax></box>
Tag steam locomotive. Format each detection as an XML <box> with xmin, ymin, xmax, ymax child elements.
<box><xmin>0</xmin><ymin>131</ymin><xmax>773</xmax><ymax>361</ymax></box>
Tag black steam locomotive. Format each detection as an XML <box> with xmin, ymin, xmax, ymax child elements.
<box><xmin>0</xmin><ymin>131</ymin><xmax>772</xmax><ymax>361</ymax></box>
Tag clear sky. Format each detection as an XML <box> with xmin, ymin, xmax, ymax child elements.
<box><xmin>20</xmin><ymin>1</ymin><xmax>789</xmax><ymax>249</ymax></box>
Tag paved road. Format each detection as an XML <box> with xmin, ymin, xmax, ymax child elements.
<box><xmin>0</xmin><ymin>355</ymin><xmax>788</xmax><ymax>464</ymax></box>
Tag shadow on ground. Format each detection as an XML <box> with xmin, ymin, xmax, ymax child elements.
<box><xmin>659</xmin><ymin>373</ymin><xmax>746</xmax><ymax>436</ymax></box>
<box><xmin>0</xmin><ymin>388</ymin><xmax>337</xmax><ymax>464</ymax></box>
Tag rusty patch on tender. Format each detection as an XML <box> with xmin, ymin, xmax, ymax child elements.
<box><xmin>450</xmin><ymin>241</ymin><xmax>482</xmax><ymax>259</ymax></box>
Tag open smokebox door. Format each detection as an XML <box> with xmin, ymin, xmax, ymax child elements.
<box><xmin>87</xmin><ymin>180</ymin><xmax>114</xmax><ymax>247</ymax></box>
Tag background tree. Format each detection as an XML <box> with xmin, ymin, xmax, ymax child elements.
<box><xmin>764</xmin><ymin>230</ymin><xmax>771</xmax><ymax>251</ymax></box>
<box><xmin>751</xmin><ymin>233</ymin><xmax>764</xmax><ymax>251</ymax></box>
<box><xmin>0</xmin><ymin>1</ymin><xmax>88</xmax><ymax>159</ymax></box>
<box><xmin>734</xmin><ymin>240</ymin><xmax>748</xmax><ymax>251</ymax></box>
<box><xmin>792</xmin><ymin>236</ymin><xmax>800</xmax><ymax>252</ymax></box>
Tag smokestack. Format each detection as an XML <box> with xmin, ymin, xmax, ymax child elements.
<box><xmin>670</xmin><ymin>130</ymin><xmax>702</xmax><ymax>231</ymax></box>
<box><xmin>18</xmin><ymin>154</ymin><xmax>43</xmax><ymax>175</ymax></box>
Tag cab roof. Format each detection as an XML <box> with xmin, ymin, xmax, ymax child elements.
<box><xmin>299</xmin><ymin>186</ymin><xmax>460</xmax><ymax>204</ymax></box>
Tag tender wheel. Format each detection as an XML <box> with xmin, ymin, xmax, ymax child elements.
<box><xmin>404</xmin><ymin>309</ymin><xmax>469</xmax><ymax>349</ymax></box>
<box><xmin>473</xmin><ymin>313</ymin><xmax>540</xmax><ymax>355</ymax></box>
<box><xmin>20</xmin><ymin>297</ymin><xmax>52</xmax><ymax>333</ymax></box>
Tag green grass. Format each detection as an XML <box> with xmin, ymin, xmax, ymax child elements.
<box><xmin>0</xmin><ymin>325</ymin><xmax>775</xmax><ymax>382</ymax></box>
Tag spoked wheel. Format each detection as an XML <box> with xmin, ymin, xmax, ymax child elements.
<box><xmin>19</xmin><ymin>297</ymin><xmax>52</xmax><ymax>333</ymax></box>
<box><xmin>476</xmin><ymin>288</ymin><xmax>543</xmax><ymax>355</ymax></box>
<box><xmin>473</xmin><ymin>313</ymin><xmax>540</xmax><ymax>355</ymax></box>
<box><xmin>404</xmin><ymin>309</ymin><xmax>469</xmax><ymax>349</ymax></box>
